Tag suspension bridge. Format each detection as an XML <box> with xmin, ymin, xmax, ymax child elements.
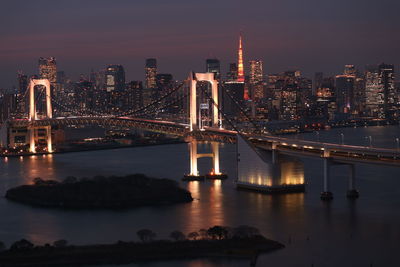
<box><xmin>1</xmin><ymin>72</ymin><xmax>399</xmax><ymax>200</ymax></box>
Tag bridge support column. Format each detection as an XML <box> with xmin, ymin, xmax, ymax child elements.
<box><xmin>183</xmin><ymin>141</ymin><xmax>227</xmax><ymax>181</ymax></box>
<box><xmin>189</xmin><ymin>140</ymin><xmax>198</xmax><ymax>176</ymax></box>
<box><xmin>212</xmin><ymin>142</ymin><xmax>221</xmax><ymax>175</ymax></box>
<box><xmin>29</xmin><ymin>127</ymin><xmax>36</xmax><ymax>153</ymax></box>
<box><xmin>271</xmin><ymin>142</ymin><xmax>277</xmax><ymax>164</ymax></box>
<box><xmin>346</xmin><ymin>164</ymin><xmax>359</xmax><ymax>199</ymax></box>
<box><xmin>46</xmin><ymin>126</ymin><xmax>53</xmax><ymax>153</ymax></box>
<box><xmin>321</xmin><ymin>158</ymin><xmax>333</xmax><ymax>200</ymax></box>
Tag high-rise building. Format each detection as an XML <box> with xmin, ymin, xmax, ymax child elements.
<box><xmin>126</xmin><ymin>81</ymin><xmax>143</xmax><ymax>110</ymax></box>
<box><xmin>145</xmin><ymin>58</ymin><xmax>157</xmax><ymax>89</ymax></box>
<box><xmin>16</xmin><ymin>72</ymin><xmax>28</xmax><ymax>116</ymax></box>
<box><xmin>344</xmin><ymin>64</ymin><xmax>356</xmax><ymax>76</ymax></box>
<box><xmin>226</xmin><ymin>63</ymin><xmax>238</xmax><ymax>81</ymax></box>
<box><xmin>74</xmin><ymin>80</ymin><xmax>94</xmax><ymax>111</ymax></box>
<box><xmin>206</xmin><ymin>58</ymin><xmax>221</xmax><ymax>79</ymax></box>
<box><xmin>249</xmin><ymin>60</ymin><xmax>263</xmax><ymax>84</ymax></box>
<box><xmin>237</xmin><ymin>35</ymin><xmax>245</xmax><ymax>83</ymax></box>
<box><xmin>335</xmin><ymin>75</ymin><xmax>355</xmax><ymax>114</ymax></box>
<box><xmin>39</xmin><ymin>57</ymin><xmax>57</xmax><ymax>83</ymax></box>
<box><xmin>365</xmin><ymin>64</ymin><xmax>395</xmax><ymax>118</ymax></box>
<box><xmin>249</xmin><ymin>60</ymin><xmax>264</xmax><ymax>101</ymax></box>
<box><xmin>314</xmin><ymin>72</ymin><xmax>323</xmax><ymax>95</ymax></box>
<box><xmin>379</xmin><ymin>63</ymin><xmax>395</xmax><ymax>117</ymax></box>
<box><xmin>105</xmin><ymin>65</ymin><xmax>125</xmax><ymax>92</ymax></box>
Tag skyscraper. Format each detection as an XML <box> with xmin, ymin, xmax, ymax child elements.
<box><xmin>126</xmin><ymin>81</ymin><xmax>143</xmax><ymax>110</ymax></box>
<box><xmin>335</xmin><ymin>75</ymin><xmax>355</xmax><ymax>114</ymax></box>
<box><xmin>365</xmin><ymin>64</ymin><xmax>395</xmax><ymax>118</ymax></box>
<box><xmin>16</xmin><ymin>72</ymin><xmax>28</xmax><ymax>115</ymax></box>
<box><xmin>145</xmin><ymin>58</ymin><xmax>157</xmax><ymax>89</ymax></box>
<box><xmin>105</xmin><ymin>65</ymin><xmax>125</xmax><ymax>92</ymax></box>
<box><xmin>249</xmin><ymin>60</ymin><xmax>263</xmax><ymax>84</ymax></box>
<box><xmin>249</xmin><ymin>60</ymin><xmax>264</xmax><ymax>101</ymax></box>
<box><xmin>344</xmin><ymin>64</ymin><xmax>356</xmax><ymax>76</ymax></box>
<box><xmin>206</xmin><ymin>58</ymin><xmax>220</xmax><ymax>79</ymax></box>
<box><xmin>226</xmin><ymin>63</ymin><xmax>238</xmax><ymax>81</ymax></box>
<box><xmin>39</xmin><ymin>57</ymin><xmax>57</xmax><ymax>83</ymax></box>
<box><xmin>379</xmin><ymin>63</ymin><xmax>395</xmax><ymax>117</ymax></box>
<box><xmin>237</xmin><ymin>35</ymin><xmax>245</xmax><ymax>83</ymax></box>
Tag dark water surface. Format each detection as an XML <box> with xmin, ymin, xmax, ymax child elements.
<box><xmin>0</xmin><ymin>126</ymin><xmax>399</xmax><ymax>266</ymax></box>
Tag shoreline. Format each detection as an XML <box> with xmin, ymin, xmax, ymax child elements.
<box><xmin>0</xmin><ymin>236</ymin><xmax>284</xmax><ymax>267</ymax></box>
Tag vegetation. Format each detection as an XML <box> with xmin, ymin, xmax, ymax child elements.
<box><xmin>5</xmin><ymin>174</ymin><xmax>193</xmax><ymax>209</ymax></box>
<box><xmin>0</xmin><ymin>225</ymin><xmax>284</xmax><ymax>266</ymax></box>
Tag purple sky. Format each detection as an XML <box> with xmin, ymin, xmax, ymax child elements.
<box><xmin>1</xmin><ymin>0</ymin><xmax>399</xmax><ymax>88</ymax></box>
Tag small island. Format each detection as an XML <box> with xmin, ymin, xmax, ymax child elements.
<box><xmin>5</xmin><ymin>174</ymin><xmax>193</xmax><ymax>209</ymax></box>
<box><xmin>0</xmin><ymin>225</ymin><xmax>284</xmax><ymax>266</ymax></box>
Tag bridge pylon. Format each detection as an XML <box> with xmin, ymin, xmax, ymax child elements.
<box><xmin>28</xmin><ymin>78</ymin><xmax>53</xmax><ymax>153</ymax></box>
<box><xmin>189</xmin><ymin>72</ymin><xmax>219</xmax><ymax>131</ymax></box>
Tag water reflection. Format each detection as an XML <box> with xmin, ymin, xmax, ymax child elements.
<box><xmin>185</xmin><ymin>179</ymin><xmax>225</xmax><ymax>230</ymax></box>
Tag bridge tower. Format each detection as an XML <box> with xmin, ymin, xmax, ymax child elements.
<box><xmin>189</xmin><ymin>72</ymin><xmax>219</xmax><ymax>131</ymax></box>
<box><xmin>28</xmin><ymin>78</ymin><xmax>53</xmax><ymax>153</ymax></box>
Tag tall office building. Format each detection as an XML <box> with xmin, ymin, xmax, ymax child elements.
<box><xmin>226</xmin><ymin>63</ymin><xmax>238</xmax><ymax>81</ymax></box>
<box><xmin>39</xmin><ymin>57</ymin><xmax>57</xmax><ymax>83</ymax></box>
<box><xmin>249</xmin><ymin>60</ymin><xmax>263</xmax><ymax>84</ymax></box>
<box><xmin>145</xmin><ymin>58</ymin><xmax>157</xmax><ymax>89</ymax></box>
<box><xmin>344</xmin><ymin>64</ymin><xmax>356</xmax><ymax>76</ymax></box>
<box><xmin>126</xmin><ymin>81</ymin><xmax>143</xmax><ymax>110</ymax></box>
<box><xmin>16</xmin><ymin>72</ymin><xmax>28</xmax><ymax>115</ymax></box>
<box><xmin>105</xmin><ymin>65</ymin><xmax>125</xmax><ymax>92</ymax></box>
<box><xmin>335</xmin><ymin>75</ymin><xmax>355</xmax><ymax>114</ymax></box>
<box><xmin>237</xmin><ymin>35</ymin><xmax>245</xmax><ymax>83</ymax></box>
<box><xmin>379</xmin><ymin>63</ymin><xmax>395</xmax><ymax>117</ymax></box>
<box><xmin>314</xmin><ymin>72</ymin><xmax>323</xmax><ymax>95</ymax></box>
<box><xmin>249</xmin><ymin>60</ymin><xmax>264</xmax><ymax>101</ymax></box>
<box><xmin>365</xmin><ymin>64</ymin><xmax>395</xmax><ymax>118</ymax></box>
<box><xmin>206</xmin><ymin>58</ymin><xmax>221</xmax><ymax>79</ymax></box>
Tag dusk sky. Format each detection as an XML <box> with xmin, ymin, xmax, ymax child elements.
<box><xmin>1</xmin><ymin>0</ymin><xmax>399</xmax><ymax>88</ymax></box>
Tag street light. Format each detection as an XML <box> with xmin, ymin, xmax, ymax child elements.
<box><xmin>366</xmin><ymin>135</ymin><xmax>372</xmax><ymax>148</ymax></box>
<box><xmin>340</xmin><ymin>133</ymin><xmax>344</xmax><ymax>145</ymax></box>
<box><xmin>396</xmin><ymin>138</ymin><xmax>399</xmax><ymax>151</ymax></box>
<box><xmin>316</xmin><ymin>131</ymin><xmax>320</xmax><ymax>142</ymax></box>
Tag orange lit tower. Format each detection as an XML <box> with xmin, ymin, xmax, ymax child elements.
<box><xmin>237</xmin><ymin>34</ymin><xmax>245</xmax><ymax>83</ymax></box>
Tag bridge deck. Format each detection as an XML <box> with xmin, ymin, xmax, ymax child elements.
<box><xmin>7</xmin><ymin>117</ymin><xmax>400</xmax><ymax>166</ymax></box>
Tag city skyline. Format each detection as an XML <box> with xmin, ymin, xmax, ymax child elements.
<box><xmin>1</xmin><ymin>0</ymin><xmax>400</xmax><ymax>88</ymax></box>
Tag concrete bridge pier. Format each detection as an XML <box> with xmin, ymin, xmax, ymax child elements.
<box><xmin>346</xmin><ymin>164</ymin><xmax>359</xmax><ymax>199</ymax></box>
<box><xmin>183</xmin><ymin>141</ymin><xmax>227</xmax><ymax>181</ymax></box>
<box><xmin>321</xmin><ymin>158</ymin><xmax>333</xmax><ymax>200</ymax></box>
<box><xmin>189</xmin><ymin>140</ymin><xmax>199</xmax><ymax>177</ymax></box>
<box><xmin>29</xmin><ymin>127</ymin><xmax>36</xmax><ymax>153</ymax></box>
<box><xmin>271</xmin><ymin>142</ymin><xmax>277</xmax><ymax>164</ymax></box>
<box><xmin>46</xmin><ymin>126</ymin><xmax>53</xmax><ymax>153</ymax></box>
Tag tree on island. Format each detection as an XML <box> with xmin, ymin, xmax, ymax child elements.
<box><xmin>10</xmin><ymin>239</ymin><xmax>34</xmax><ymax>251</ymax></box>
<box><xmin>33</xmin><ymin>177</ymin><xmax>45</xmax><ymax>186</ymax></box>
<box><xmin>170</xmin><ymin>231</ymin><xmax>186</xmax><ymax>241</ymax></box>
<box><xmin>198</xmin><ymin>228</ymin><xmax>208</xmax><ymax>240</ymax></box>
<box><xmin>207</xmin><ymin>226</ymin><xmax>229</xmax><ymax>240</ymax></box>
<box><xmin>187</xmin><ymin>231</ymin><xmax>199</xmax><ymax>240</ymax></box>
<box><xmin>137</xmin><ymin>229</ymin><xmax>157</xmax><ymax>242</ymax></box>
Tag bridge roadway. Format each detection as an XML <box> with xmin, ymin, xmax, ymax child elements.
<box><xmin>9</xmin><ymin>116</ymin><xmax>400</xmax><ymax>166</ymax></box>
